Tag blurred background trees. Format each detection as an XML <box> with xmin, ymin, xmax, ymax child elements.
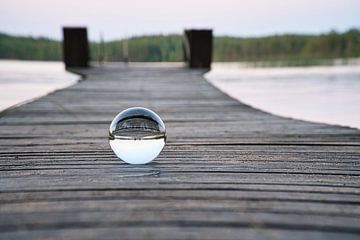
<box><xmin>1</xmin><ymin>29</ymin><xmax>359</xmax><ymax>63</ymax></box>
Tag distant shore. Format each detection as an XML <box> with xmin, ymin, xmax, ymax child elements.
<box><xmin>1</xmin><ymin>29</ymin><xmax>359</xmax><ymax>62</ymax></box>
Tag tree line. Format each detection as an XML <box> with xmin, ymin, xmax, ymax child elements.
<box><xmin>0</xmin><ymin>29</ymin><xmax>359</xmax><ymax>63</ymax></box>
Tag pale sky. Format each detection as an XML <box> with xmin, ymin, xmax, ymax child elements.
<box><xmin>0</xmin><ymin>0</ymin><xmax>359</xmax><ymax>40</ymax></box>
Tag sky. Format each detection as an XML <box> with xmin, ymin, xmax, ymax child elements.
<box><xmin>0</xmin><ymin>0</ymin><xmax>359</xmax><ymax>41</ymax></box>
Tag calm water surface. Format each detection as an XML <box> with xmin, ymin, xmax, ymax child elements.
<box><xmin>1</xmin><ymin>60</ymin><xmax>359</xmax><ymax>130</ymax></box>
<box><xmin>0</xmin><ymin>60</ymin><xmax>78</xmax><ymax>112</ymax></box>
<box><xmin>207</xmin><ymin>63</ymin><xmax>360</xmax><ymax>129</ymax></box>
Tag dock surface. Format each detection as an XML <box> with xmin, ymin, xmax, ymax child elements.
<box><xmin>1</xmin><ymin>63</ymin><xmax>360</xmax><ymax>239</ymax></box>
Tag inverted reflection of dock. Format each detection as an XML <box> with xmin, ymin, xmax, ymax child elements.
<box><xmin>0</xmin><ymin>62</ymin><xmax>360</xmax><ymax>239</ymax></box>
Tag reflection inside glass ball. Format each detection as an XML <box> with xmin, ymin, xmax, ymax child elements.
<box><xmin>109</xmin><ymin>107</ymin><xmax>166</xmax><ymax>164</ymax></box>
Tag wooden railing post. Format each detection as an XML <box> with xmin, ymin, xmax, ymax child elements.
<box><xmin>62</xmin><ymin>27</ymin><xmax>90</xmax><ymax>68</ymax></box>
<box><xmin>183</xmin><ymin>29</ymin><xmax>213</xmax><ymax>69</ymax></box>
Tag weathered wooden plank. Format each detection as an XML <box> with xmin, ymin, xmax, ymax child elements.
<box><xmin>1</xmin><ymin>228</ymin><xmax>359</xmax><ymax>240</ymax></box>
<box><xmin>0</xmin><ymin>63</ymin><xmax>360</xmax><ymax>239</ymax></box>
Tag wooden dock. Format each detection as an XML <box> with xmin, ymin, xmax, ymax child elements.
<box><xmin>1</xmin><ymin>63</ymin><xmax>360</xmax><ymax>239</ymax></box>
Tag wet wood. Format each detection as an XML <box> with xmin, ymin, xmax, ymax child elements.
<box><xmin>0</xmin><ymin>63</ymin><xmax>360</xmax><ymax>239</ymax></box>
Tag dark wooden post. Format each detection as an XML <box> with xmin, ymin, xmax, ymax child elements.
<box><xmin>183</xmin><ymin>29</ymin><xmax>213</xmax><ymax>69</ymax></box>
<box><xmin>62</xmin><ymin>27</ymin><xmax>90</xmax><ymax>68</ymax></box>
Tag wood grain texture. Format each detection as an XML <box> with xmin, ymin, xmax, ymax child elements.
<box><xmin>1</xmin><ymin>63</ymin><xmax>360</xmax><ymax>239</ymax></box>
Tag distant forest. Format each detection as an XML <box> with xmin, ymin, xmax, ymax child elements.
<box><xmin>0</xmin><ymin>29</ymin><xmax>359</xmax><ymax>62</ymax></box>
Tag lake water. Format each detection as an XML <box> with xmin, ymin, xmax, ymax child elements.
<box><xmin>206</xmin><ymin>62</ymin><xmax>360</xmax><ymax>129</ymax></box>
<box><xmin>0</xmin><ymin>60</ymin><xmax>359</xmax><ymax>130</ymax></box>
<box><xmin>0</xmin><ymin>60</ymin><xmax>78</xmax><ymax>112</ymax></box>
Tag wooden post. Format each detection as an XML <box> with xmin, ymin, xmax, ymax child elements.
<box><xmin>183</xmin><ymin>29</ymin><xmax>213</xmax><ymax>69</ymax></box>
<box><xmin>62</xmin><ymin>27</ymin><xmax>90</xmax><ymax>68</ymax></box>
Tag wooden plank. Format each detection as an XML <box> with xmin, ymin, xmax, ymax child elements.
<box><xmin>0</xmin><ymin>63</ymin><xmax>360</xmax><ymax>239</ymax></box>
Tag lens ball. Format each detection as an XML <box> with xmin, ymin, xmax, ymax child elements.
<box><xmin>109</xmin><ymin>107</ymin><xmax>166</xmax><ymax>164</ymax></box>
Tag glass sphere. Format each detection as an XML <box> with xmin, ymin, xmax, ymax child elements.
<box><xmin>109</xmin><ymin>107</ymin><xmax>166</xmax><ymax>164</ymax></box>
